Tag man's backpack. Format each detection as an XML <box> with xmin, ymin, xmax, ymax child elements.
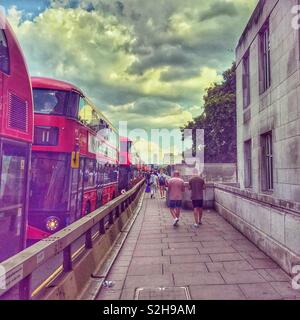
<box><xmin>159</xmin><ymin>175</ymin><xmax>165</xmax><ymax>185</ymax></box>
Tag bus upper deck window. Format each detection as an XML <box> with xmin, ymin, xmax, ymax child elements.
<box><xmin>0</xmin><ymin>29</ymin><xmax>9</xmax><ymax>74</ymax></box>
<box><xmin>33</xmin><ymin>89</ymin><xmax>67</xmax><ymax>115</ymax></box>
<box><xmin>67</xmin><ymin>92</ymin><xmax>80</xmax><ymax>118</ymax></box>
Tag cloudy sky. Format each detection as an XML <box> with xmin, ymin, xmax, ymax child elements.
<box><xmin>2</xmin><ymin>0</ymin><xmax>257</xmax><ymax>161</ymax></box>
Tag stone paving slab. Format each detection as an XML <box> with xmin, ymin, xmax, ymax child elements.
<box><xmin>124</xmin><ymin>274</ymin><xmax>174</xmax><ymax>289</ymax></box>
<box><xmin>133</xmin><ymin>249</ymin><xmax>163</xmax><ymax>257</ymax></box>
<box><xmin>209</xmin><ymin>253</ymin><xmax>244</xmax><ymax>262</ymax></box>
<box><xmin>189</xmin><ymin>284</ymin><xmax>246</xmax><ymax>300</ymax></box>
<box><xmin>163</xmin><ymin>248</ymin><xmax>199</xmax><ymax>256</ymax></box>
<box><xmin>96</xmin><ymin>195</ymin><xmax>298</xmax><ymax>300</ymax></box>
<box><xmin>163</xmin><ymin>263</ymin><xmax>207</xmax><ymax>274</ymax></box>
<box><xmin>127</xmin><ymin>264</ymin><xmax>163</xmax><ymax>276</ymax></box>
<box><xmin>198</xmin><ymin>246</ymin><xmax>237</xmax><ymax>254</ymax></box>
<box><xmin>239</xmin><ymin>283</ymin><xmax>282</xmax><ymax>300</ymax></box>
<box><xmin>174</xmin><ymin>272</ymin><xmax>225</xmax><ymax>286</ymax></box>
<box><xmin>220</xmin><ymin>270</ymin><xmax>266</xmax><ymax>284</ymax></box>
<box><xmin>170</xmin><ymin>254</ymin><xmax>211</xmax><ymax>264</ymax></box>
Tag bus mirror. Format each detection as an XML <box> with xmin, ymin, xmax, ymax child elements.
<box><xmin>71</xmin><ymin>151</ymin><xmax>80</xmax><ymax>169</ymax></box>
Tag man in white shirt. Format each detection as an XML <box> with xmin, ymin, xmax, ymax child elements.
<box><xmin>150</xmin><ymin>172</ymin><xmax>159</xmax><ymax>199</ymax></box>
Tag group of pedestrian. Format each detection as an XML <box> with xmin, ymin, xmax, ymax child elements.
<box><xmin>146</xmin><ymin>169</ymin><xmax>205</xmax><ymax>228</ymax></box>
<box><xmin>146</xmin><ymin>170</ymin><xmax>167</xmax><ymax>199</ymax></box>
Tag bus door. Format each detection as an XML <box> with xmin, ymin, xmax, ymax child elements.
<box><xmin>70</xmin><ymin>158</ymin><xmax>84</xmax><ymax>222</ymax></box>
<box><xmin>0</xmin><ymin>140</ymin><xmax>28</xmax><ymax>262</ymax></box>
<box><xmin>0</xmin><ymin>71</ymin><xmax>2</xmax><ymax>125</ymax></box>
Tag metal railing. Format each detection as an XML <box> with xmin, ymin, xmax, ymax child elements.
<box><xmin>0</xmin><ymin>179</ymin><xmax>145</xmax><ymax>300</ymax></box>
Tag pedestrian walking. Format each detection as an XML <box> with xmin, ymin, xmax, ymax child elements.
<box><xmin>158</xmin><ymin>170</ymin><xmax>167</xmax><ymax>199</ymax></box>
<box><xmin>166</xmin><ymin>171</ymin><xmax>185</xmax><ymax>226</ymax></box>
<box><xmin>189</xmin><ymin>172</ymin><xmax>205</xmax><ymax>228</ymax></box>
<box><xmin>145</xmin><ymin>171</ymin><xmax>151</xmax><ymax>194</ymax></box>
<box><xmin>150</xmin><ymin>171</ymin><xmax>158</xmax><ymax>199</ymax></box>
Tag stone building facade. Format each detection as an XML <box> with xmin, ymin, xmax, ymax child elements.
<box><xmin>215</xmin><ymin>0</ymin><xmax>300</xmax><ymax>274</ymax></box>
<box><xmin>236</xmin><ymin>0</ymin><xmax>300</xmax><ymax>201</ymax></box>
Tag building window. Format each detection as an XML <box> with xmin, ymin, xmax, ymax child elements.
<box><xmin>259</xmin><ymin>20</ymin><xmax>271</xmax><ymax>93</ymax></box>
<box><xmin>0</xmin><ymin>29</ymin><xmax>9</xmax><ymax>74</ymax></box>
<box><xmin>261</xmin><ymin>132</ymin><xmax>273</xmax><ymax>191</ymax></box>
<box><xmin>242</xmin><ymin>51</ymin><xmax>251</xmax><ymax>108</ymax></box>
<box><xmin>244</xmin><ymin>140</ymin><xmax>252</xmax><ymax>188</ymax></box>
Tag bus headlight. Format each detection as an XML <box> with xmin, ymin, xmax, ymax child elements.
<box><xmin>45</xmin><ymin>216</ymin><xmax>60</xmax><ymax>232</ymax></box>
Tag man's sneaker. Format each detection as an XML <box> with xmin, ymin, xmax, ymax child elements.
<box><xmin>193</xmin><ymin>223</ymin><xmax>200</xmax><ymax>228</ymax></box>
<box><xmin>173</xmin><ymin>218</ymin><xmax>179</xmax><ymax>226</ymax></box>
<box><xmin>198</xmin><ymin>221</ymin><xmax>203</xmax><ymax>225</ymax></box>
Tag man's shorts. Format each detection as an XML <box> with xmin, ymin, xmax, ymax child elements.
<box><xmin>169</xmin><ymin>200</ymin><xmax>182</xmax><ymax>208</ymax></box>
<box><xmin>192</xmin><ymin>200</ymin><xmax>203</xmax><ymax>209</ymax></box>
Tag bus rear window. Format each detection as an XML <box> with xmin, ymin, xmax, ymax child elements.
<box><xmin>33</xmin><ymin>89</ymin><xmax>67</xmax><ymax>115</ymax></box>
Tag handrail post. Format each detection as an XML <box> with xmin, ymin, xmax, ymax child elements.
<box><xmin>109</xmin><ymin>210</ymin><xmax>114</xmax><ymax>225</ymax></box>
<box><xmin>63</xmin><ymin>245</ymin><xmax>72</xmax><ymax>272</ymax></box>
<box><xmin>115</xmin><ymin>206</ymin><xmax>120</xmax><ymax>218</ymax></box>
<box><xmin>85</xmin><ymin>228</ymin><xmax>93</xmax><ymax>249</ymax></box>
<box><xmin>19</xmin><ymin>274</ymin><xmax>31</xmax><ymax>300</ymax></box>
<box><xmin>99</xmin><ymin>219</ymin><xmax>105</xmax><ymax>235</ymax></box>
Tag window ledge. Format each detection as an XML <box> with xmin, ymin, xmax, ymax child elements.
<box><xmin>260</xmin><ymin>190</ymin><xmax>274</xmax><ymax>195</ymax></box>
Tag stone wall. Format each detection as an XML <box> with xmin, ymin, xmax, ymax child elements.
<box><xmin>214</xmin><ymin>183</ymin><xmax>300</xmax><ymax>275</ymax></box>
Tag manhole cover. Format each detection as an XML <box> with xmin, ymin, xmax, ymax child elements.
<box><xmin>135</xmin><ymin>287</ymin><xmax>190</xmax><ymax>300</ymax></box>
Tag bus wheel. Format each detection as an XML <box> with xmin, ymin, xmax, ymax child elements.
<box><xmin>85</xmin><ymin>202</ymin><xmax>91</xmax><ymax>215</ymax></box>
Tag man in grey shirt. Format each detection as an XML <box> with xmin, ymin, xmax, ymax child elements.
<box><xmin>189</xmin><ymin>174</ymin><xmax>205</xmax><ymax>228</ymax></box>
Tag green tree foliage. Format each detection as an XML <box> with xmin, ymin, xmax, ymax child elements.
<box><xmin>184</xmin><ymin>63</ymin><xmax>237</xmax><ymax>163</ymax></box>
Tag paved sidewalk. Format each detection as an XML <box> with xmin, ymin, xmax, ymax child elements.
<box><xmin>97</xmin><ymin>194</ymin><xmax>300</xmax><ymax>300</ymax></box>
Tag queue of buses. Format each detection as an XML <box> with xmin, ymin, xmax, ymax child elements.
<box><xmin>0</xmin><ymin>14</ymin><xmax>147</xmax><ymax>262</ymax></box>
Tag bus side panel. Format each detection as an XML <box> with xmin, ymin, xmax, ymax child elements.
<box><xmin>103</xmin><ymin>183</ymin><xmax>117</xmax><ymax>204</ymax></box>
<box><xmin>82</xmin><ymin>190</ymin><xmax>97</xmax><ymax>215</ymax></box>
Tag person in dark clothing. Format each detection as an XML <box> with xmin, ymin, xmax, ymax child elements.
<box><xmin>189</xmin><ymin>174</ymin><xmax>205</xmax><ymax>228</ymax></box>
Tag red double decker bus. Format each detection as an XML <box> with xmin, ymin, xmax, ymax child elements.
<box><xmin>0</xmin><ymin>14</ymin><xmax>33</xmax><ymax>261</ymax></box>
<box><xmin>118</xmin><ymin>137</ymin><xmax>144</xmax><ymax>192</ymax></box>
<box><xmin>28</xmin><ymin>77</ymin><xmax>119</xmax><ymax>241</ymax></box>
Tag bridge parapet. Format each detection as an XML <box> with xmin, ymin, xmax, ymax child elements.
<box><xmin>214</xmin><ymin>183</ymin><xmax>300</xmax><ymax>275</ymax></box>
<box><xmin>0</xmin><ymin>180</ymin><xmax>145</xmax><ymax>300</ymax></box>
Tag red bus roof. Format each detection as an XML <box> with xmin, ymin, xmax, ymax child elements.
<box><xmin>0</xmin><ymin>13</ymin><xmax>33</xmax><ymax>143</ymax></box>
<box><xmin>31</xmin><ymin>76</ymin><xmax>118</xmax><ymax>133</ymax></box>
<box><xmin>31</xmin><ymin>77</ymin><xmax>83</xmax><ymax>95</ymax></box>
